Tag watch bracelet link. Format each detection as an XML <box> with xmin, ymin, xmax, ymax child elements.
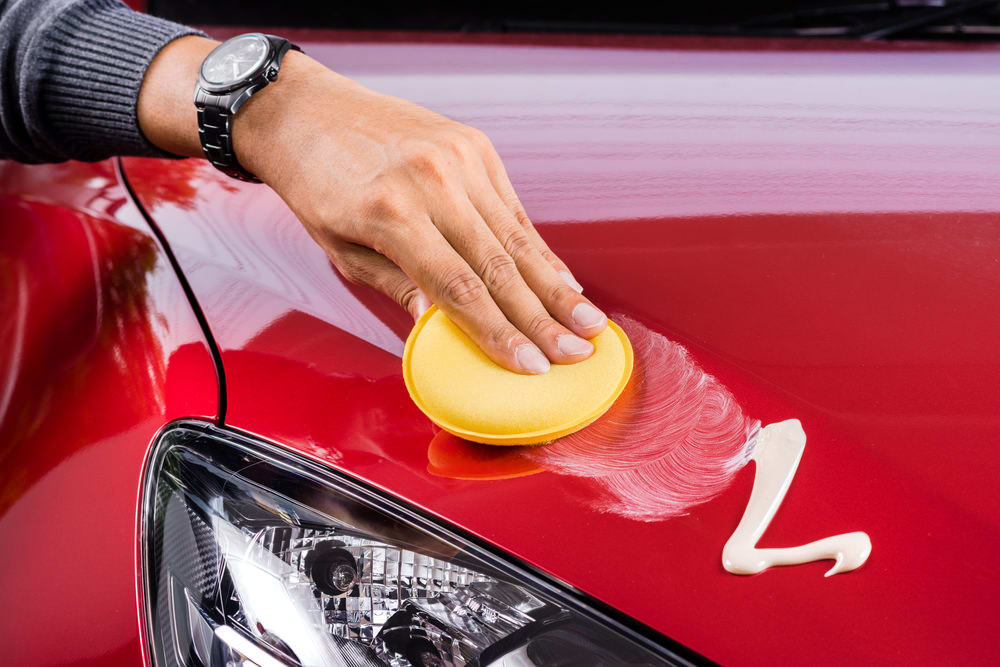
<box><xmin>195</xmin><ymin>100</ymin><xmax>260</xmax><ymax>183</ymax></box>
<box><xmin>194</xmin><ymin>34</ymin><xmax>299</xmax><ymax>183</ymax></box>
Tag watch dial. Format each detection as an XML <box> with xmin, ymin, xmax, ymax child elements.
<box><xmin>201</xmin><ymin>35</ymin><xmax>269</xmax><ymax>86</ymax></box>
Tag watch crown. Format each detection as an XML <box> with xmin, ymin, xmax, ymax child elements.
<box><xmin>266</xmin><ymin>67</ymin><xmax>279</xmax><ymax>81</ymax></box>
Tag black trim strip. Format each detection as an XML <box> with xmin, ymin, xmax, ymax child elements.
<box><xmin>115</xmin><ymin>158</ymin><xmax>228</xmax><ymax>423</ymax></box>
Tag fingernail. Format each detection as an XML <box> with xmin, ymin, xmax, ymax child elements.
<box><xmin>560</xmin><ymin>270</ymin><xmax>584</xmax><ymax>293</ymax></box>
<box><xmin>557</xmin><ymin>334</ymin><xmax>594</xmax><ymax>356</ymax></box>
<box><xmin>571</xmin><ymin>302</ymin><xmax>607</xmax><ymax>329</ymax></box>
<box><xmin>515</xmin><ymin>344</ymin><xmax>550</xmax><ymax>374</ymax></box>
<box><xmin>412</xmin><ymin>293</ymin><xmax>431</xmax><ymax>319</ymax></box>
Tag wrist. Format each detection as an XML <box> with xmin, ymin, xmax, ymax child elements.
<box><xmin>229</xmin><ymin>50</ymin><xmax>330</xmax><ymax>185</ymax></box>
<box><xmin>138</xmin><ymin>35</ymin><xmax>219</xmax><ymax>158</ymax></box>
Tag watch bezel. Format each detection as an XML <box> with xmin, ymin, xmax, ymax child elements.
<box><xmin>198</xmin><ymin>33</ymin><xmax>273</xmax><ymax>94</ymax></box>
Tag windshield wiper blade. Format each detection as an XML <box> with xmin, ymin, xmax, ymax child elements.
<box><xmin>853</xmin><ymin>0</ymin><xmax>1000</xmax><ymax>38</ymax></box>
<box><xmin>501</xmin><ymin>1</ymin><xmax>1000</xmax><ymax>40</ymax></box>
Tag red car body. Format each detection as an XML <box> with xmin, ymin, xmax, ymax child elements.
<box><xmin>3</xmin><ymin>28</ymin><xmax>1000</xmax><ymax>666</ymax></box>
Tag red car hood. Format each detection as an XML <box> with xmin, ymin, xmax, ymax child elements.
<box><xmin>123</xmin><ymin>31</ymin><xmax>1000</xmax><ymax>666</ymax></box>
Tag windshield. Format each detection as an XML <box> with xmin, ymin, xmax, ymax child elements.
<box><xmin>149</xmin><ymin>0</ymin><xmax>1000</xmax><ymax>41</ymax></box>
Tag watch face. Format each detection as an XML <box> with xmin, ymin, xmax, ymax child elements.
<box><xmin>201</xmin><ymin>34</ymin><xmax>269</xmax><ymax>87</ymax></box>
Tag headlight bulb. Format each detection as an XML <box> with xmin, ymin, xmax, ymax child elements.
<box><xmin>306</xmin><ymin>542</ymin><xmax>359</xmax><ymax>597</ymax></box>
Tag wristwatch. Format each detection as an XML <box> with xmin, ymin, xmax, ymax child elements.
<box><xmin>193</xmin><ymin>33</ymin><xmax>301</xmax><ymax>182</ymax></box>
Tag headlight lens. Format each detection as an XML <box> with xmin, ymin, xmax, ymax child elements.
<box><xmin>142</xmin><ymin>422</ymin><xmax>692</xmax><ymax>667</ymax></box>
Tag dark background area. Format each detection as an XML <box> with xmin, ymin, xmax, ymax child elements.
<box><xmin>146</xmin><ymin>0</ymin><xmax>1000</xmax><ymax>40</ymax></box>
<box><xmin>147</xmin><ymin>1</ymin><xmax>825</xmax><ymax>30</ymax></box>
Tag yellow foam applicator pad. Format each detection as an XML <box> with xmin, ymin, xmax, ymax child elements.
<box><xmin>403</xmin><ymin>306</ymin><xmax>633</xmax><ymax>445</ymax></box>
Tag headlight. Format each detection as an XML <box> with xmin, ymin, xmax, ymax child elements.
<box><xmin>141</xmin><ymin>422</ymin><xmax>694</xmax><ymax>667</ymax></box>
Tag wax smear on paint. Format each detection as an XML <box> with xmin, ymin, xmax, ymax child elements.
<box><xmin>722</xmin><ymin>419</ymin><xmax>872</xmax><ymax>576</ymax></box>
<box><xmin>526</xmin><ymin>318</ymin><xmax>871</xmax><ymax>576</ymax></box>
<box><xmin>528</xmin><ymin>316</ymin><xmax>760</xmax><ymax>520</ymax></box>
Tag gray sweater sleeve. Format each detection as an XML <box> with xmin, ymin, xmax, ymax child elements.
<box><xmin>0</xmin><ymin>0</ymin><xmax>204</xmax><ymax>163</ymax></box>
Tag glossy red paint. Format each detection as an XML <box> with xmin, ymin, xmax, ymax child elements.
<box><xmin>0</xmin><ymin>160</ymin><xmax>218</xmax><ymax>665</ymax></box>
<box><xmin>122</xmin><ymin>34</ymin><xmax>1000</xmax><ymax>665</ymax></box>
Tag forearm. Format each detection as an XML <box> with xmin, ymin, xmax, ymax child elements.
<box><xmin>136</xmin><ymin>35</ymin><xmax>218</xmax><ymax>159</ymax></box>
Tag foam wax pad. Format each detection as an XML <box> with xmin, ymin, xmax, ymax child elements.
<box><xmin>403</xmin><ymin>306</ymin><xmax>633</xmax><ymax>445</ymax></box>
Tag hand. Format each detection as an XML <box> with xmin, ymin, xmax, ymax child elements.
<box><xmin>139</xmin><ymin>38</ymin><xmax>607</xmax><ymax>374</ymax></box>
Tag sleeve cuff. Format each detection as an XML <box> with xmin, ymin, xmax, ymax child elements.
<box><xmin>26</xmin><ymin>0</ymin><xmax>205</xmax><ymax>161</ymax></box>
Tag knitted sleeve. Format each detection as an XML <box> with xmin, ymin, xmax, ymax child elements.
<box><xmin>0</xmin><ymin>0</ymin><xmax>204</xmax><ymax>162</ymax></box>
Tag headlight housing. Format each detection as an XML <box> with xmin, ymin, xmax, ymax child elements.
<box><xmin>141</xmin><ymin>422</ymin><xmax>696</xmax><ymax>667</ymax></box>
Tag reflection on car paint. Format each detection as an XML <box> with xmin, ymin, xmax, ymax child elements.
<box><xmin>0</xmin><ymin>160</ymin><xmax>219</xmax><ymax>663</ymax></box>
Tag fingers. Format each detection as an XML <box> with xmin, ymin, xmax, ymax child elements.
<box><xmin>430</xmin><ymin>195</ymin><xmax>597</xmax><ymax>365</ymax></box>
<box><xmin>331</xmin><ymin>243</ymin><xmax>431</xmax><ymax>320</ymax></box>
<box><xmin>321</xmin><ymin>124</ymin><xmax>602</xmax><ymax>376</ymax></box>
<box><xmin>379</xmin><ymin>220</ymin><xmax>555</xmax><ymax>375</ymax></box>
<box><xmin>476</xmin><ymin>132</ymin><xmax>585</xmax><ymax>293</ymax></box>
<box><xmin>462</xmin><ymin>175</ymin><xmax>608</xmax><ymax>342</ymax></box>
